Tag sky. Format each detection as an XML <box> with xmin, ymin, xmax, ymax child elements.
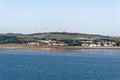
<box><xmin>0</xmin><ymin>0</ymin><xmax>120</xmax><ymax>36</ymax></box>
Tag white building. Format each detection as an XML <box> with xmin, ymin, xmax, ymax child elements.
<box><xmin>52</xmin><ymin>42</ymin><xmax>68</xmax><ymax>46</ymax></box>
<box><xmin>89</xmin><ymin>44</ymin><xmax>97</xmax><ymax>47</ymax></box>
<box><xmin>27</xmin><ymin>42</ymin><xmax>40</xmax><ymax>46</ymax></box>
<box><xmin>82</xmin><ymin>44</ymin><xmax>89</xmax><ymax>46</ymax></box>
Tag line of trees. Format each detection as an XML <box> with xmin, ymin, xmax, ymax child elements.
<box><xmin>0</xmin><ymin>36</ymin><xmax>26</xmax><ymax>44</ymax></box>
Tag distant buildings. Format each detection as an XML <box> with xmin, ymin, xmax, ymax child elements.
<box><xmin>52</xmin><ymin>42</ymin><xmax>68</xmax><ymax>46</ymax></box>
<box><xmin>26</xmin><ymin>39</ymin><xmax>117</xmax><ymax>47</ymax></box>
<box><xmin>26</xmin><ymin>40</ymin><xmax>68</xmax><ymax>46</ymax></box>
<box><xmin>80</xmin><ymin>40</ymin><xmax>116</xmax><ymax>47</ymax></box>
<box><xmin>27</xmin><ymin>42</ymin><xmax>40</xmax><ymax>46</ymax></box>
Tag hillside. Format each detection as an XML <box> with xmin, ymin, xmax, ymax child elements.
<box><xmin>0</xmin><ymin>32</ymin><xmax>111</xmax><ymax>44</ymax></box>
<box><xmin>28</xmin><ymin>32</ymin><xmax>110</xmax><ymax>40</ymax></box>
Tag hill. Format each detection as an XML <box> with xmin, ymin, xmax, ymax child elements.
<box><xmin>28</xmin><ymin>32</ymin><xmax>110</xmax><ymax>40</ymax></box>
<box><xmin>0</xmin><ymin>32</ymin><xmax>111</xmax><ymax>44</ymax></box>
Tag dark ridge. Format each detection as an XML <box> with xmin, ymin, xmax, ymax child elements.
<box><xmin>29</xmin><ymin>32</ymin><xmax>109</xmax><ymax>37</ymax></box>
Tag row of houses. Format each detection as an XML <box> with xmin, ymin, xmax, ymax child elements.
<box><xmin>26</xmin><ymin>39</ymin><xmax>117</xmax><ymax>47</ymax></box>
<box><xmin>27</xmin><ymin>40</ymin><xmax>68</xmax><ymax>46</ymax></box>
<box><xmin>80</xmin><ymin>40</ymin><xmax>116</xmax><ymax>47</ymax></box>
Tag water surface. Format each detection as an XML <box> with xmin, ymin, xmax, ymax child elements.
<box><xmin>0</xmin><ymin>49</ymin><xmax>120</xmax><ymax>80</ymax></box>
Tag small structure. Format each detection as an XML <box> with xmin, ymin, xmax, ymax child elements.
<box><xmin>27</xmin><ymin>42</ymin><xmax>40</xmax><ymax>46</ymax></box>
<box><xmin>97</xmin><ymin>43</ymin><xmax>101</xmax><ymax>47</ymax></box>
<box><xmin>81</xmin><ymin>44</ymin><xmax>89</xmax><ymax>47</ymax></box>
<box><xmin>52</xmin><ymin>42</ymin><xmax>68</xmax><ymax>46</ymax></box>
<box><xmin>104</xmin><ymin>43</ymin><xmax>109</xmax><ymax>47</ymax></box>
<box><xmin>89</xmin><ymin>44</ymin><xmax>97</xmax><ymax>47</ymax></box>
<box><xmin>38</xmin><ymin>40</ymin><xmax>52</xmax><ymax>44</ymax></box>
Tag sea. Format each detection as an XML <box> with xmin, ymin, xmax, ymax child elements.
<box><xmin>0</xmin><ymin>49</ymin><xmax>120</xmax><ymax>80</ymax></box>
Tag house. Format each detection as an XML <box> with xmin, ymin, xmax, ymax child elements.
<box><xmin>111</xmin><ymin>42</ymin><xmax>116</xmax><ymax>46</ymax></box>
<box><xmin>27</xmin><ymin>42</ymin><xmax>40</xmax><ymax>46</ymax></box>
<box><xmin>89</xmin><ymin>44</ymin><xmax>97</xmax><ymax>47</ymax></box>
<box><xmin>81</xmin><ymin>44</ymin><xmax>89</xmax><ymax>46</ymax></box>
<box><xmin>104</xmin><ymin>43</ymin><xmax>109</xmax><ymax>46</ymax></box>
<box><xmin>52</xmin><ymin>42</ymin><xmax>68</xmax><ymax>46</ymax></box>
<box><xmin>97</xmin><ymin>43</ymin><xmax>101</xmax><ymax>47</ymax></box>
<box><xmin>39</xmin><ymin>40</ymin><xmax>68</xmax><ymax>46</ymax></box>
<box><xmin>39</xmin><ymin>40</ymin><xmax>52</xmax><ymax>44</ymax></box>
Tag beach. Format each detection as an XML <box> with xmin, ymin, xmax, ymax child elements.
<box><xmin>0</xmin><ymin>44</ymin><xmax>120</xmax><ymax>51</ymax></box>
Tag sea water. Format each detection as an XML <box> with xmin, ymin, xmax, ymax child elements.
<box><xmin>0</xmin><ymin>49</ymin><xmax>120</xmax><ymax>80</ymax></box>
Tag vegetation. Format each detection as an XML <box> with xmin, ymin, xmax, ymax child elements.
<box><xmin>0</xmin><ymin>36</ymin><xmax>22</xmax><ymax>44</ymax></box>
<box><xmin>29</xmin><ymin>32</ymin><xmax>109</xmax><ymax>40</ymax></box>
<box><xmin>0</xmin><ymin>32</ymin><xmax>120</xmax><ymax>46</ymax></box>
<box><xmin>60</xmin><ymin>39</ymin><xmax>82</xmax><ymax>46</ymax></box>
<box><xmin>0</xmin><ymin>36</ymin><xmax>34</xmax><ymax>44</ymax></box>
<box><xmin>116</xmin><ymin>41</ymin><xmax>120</xmax><ymax>46</ymax></box>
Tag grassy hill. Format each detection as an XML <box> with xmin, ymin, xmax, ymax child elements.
<box><xmin>0</xmin><ymin>32</ymin><xmax>110</xmax><ymax>44</ymax></box>
<box><xmin>28</xmin><ymin>32</ymin><xmax>110</xmax><ymax>40</ymax></box>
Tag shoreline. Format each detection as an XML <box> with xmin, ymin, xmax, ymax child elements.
<box><xmin>0</xmin><ymin>44</ymin><xmax>120</xmax><ymax>51</ymax></box>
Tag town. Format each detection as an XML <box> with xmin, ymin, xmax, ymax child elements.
<box><xmin>0</xmin><ymin>32</ymin><xmax>120</xmax><ymax>48</ymax></box>
<box><xmin>26</xmin><ymin>39</ymin><xmax>118</xmax><ymax>47</ymax></box>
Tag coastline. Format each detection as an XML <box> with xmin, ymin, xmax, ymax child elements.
<box><xmin>0</xmin><ymin>44</ymin><xmax>120</xmax><ymax>51</ymax></box>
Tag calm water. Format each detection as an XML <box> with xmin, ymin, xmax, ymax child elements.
<box><xmin>0</xmin><ymin>49</ymin><xmax>120</xmax><ymax>80</ymax></box>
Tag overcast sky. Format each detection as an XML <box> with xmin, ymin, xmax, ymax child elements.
<box><xmin>0</xmin><ymin>0</ymin><xmax>120</xmax><ymax>36</ymax></box>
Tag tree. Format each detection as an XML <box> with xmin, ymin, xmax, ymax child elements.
<box><xmin>116</xmin><ymin>41</ymin><xmax>120</xmax><ymax>46</ymax></box>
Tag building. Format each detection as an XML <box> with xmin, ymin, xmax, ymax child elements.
<box><xmin>52</xmin><ymin>42</ymin><xmax>68</xmax><ymax>46</ymax></box>
<box><xmin>89</xmin><ymin>44</ymin><xmax>97</xmax><ymax>47</ymax></box>
<box><xmin>27</xmin><ymin>42</ymin><xmax>40</xmax><ymax>46</ymax></box>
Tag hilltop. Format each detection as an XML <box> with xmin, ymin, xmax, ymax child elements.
<box><xmin>28</xmin><ymin>32</ymin><xmax>109</xmax><ymax>40</ymax></box>
<box><xmin>0</xmin><ymin>32</ymin><xmax>110</xmax><ymax>43</ymax></box>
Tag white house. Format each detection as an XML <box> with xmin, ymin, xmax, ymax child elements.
<box><xmin>27</xmin><ymin>42</ymin><xmax>40</xmax><ymax>46</ymax></box>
